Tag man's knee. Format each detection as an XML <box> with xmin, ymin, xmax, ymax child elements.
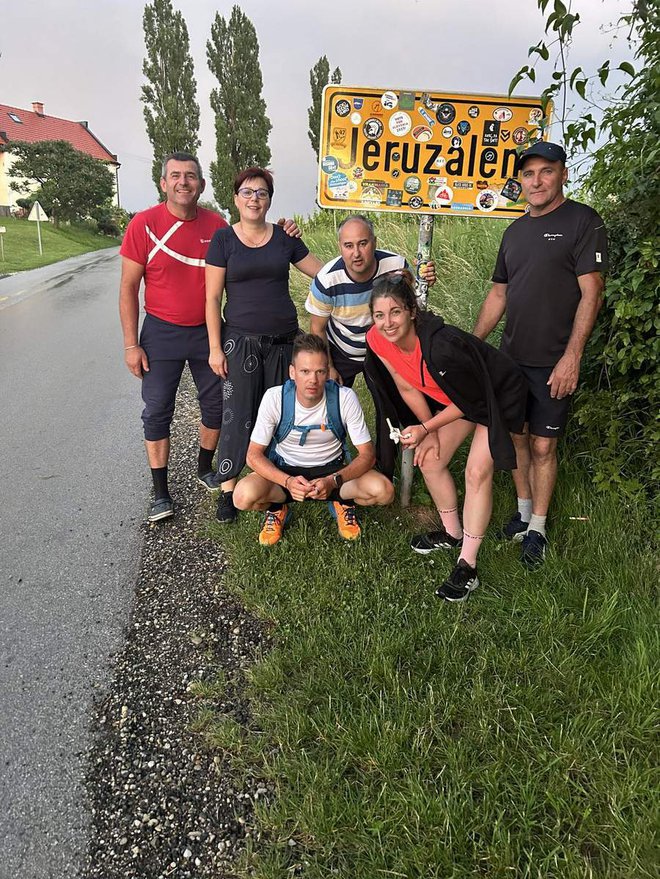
<box><xmin>529</xmin><ymin>434</ymin><xmax>558</xmax><ymax>463</ymax></box>
<box><xmin>354</xmin><ymin>471</ymin><xmax>394</xmax><ymax>506</ymax></box>
<box><xmin>233</xmin><ymin>475</ymin><xmax>273</xmax><ymax>511</ymax></box>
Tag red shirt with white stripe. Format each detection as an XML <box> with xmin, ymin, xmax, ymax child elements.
<box><xmin>120</xmin><ymin>203</ymin><xmax>228</xmax><ymax>326</ymax></box>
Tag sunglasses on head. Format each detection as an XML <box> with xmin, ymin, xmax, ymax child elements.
<box><xmin>372</xmin><ymin>269</ymin><xmax>412</xmax><ymax>289</ymax></box>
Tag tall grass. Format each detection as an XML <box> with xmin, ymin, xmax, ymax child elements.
<box><xmin>202</xmin><ymin>216</ymin><xmax>658</xmax><ymax>878</ymax></box>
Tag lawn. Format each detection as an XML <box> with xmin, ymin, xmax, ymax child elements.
<box><xmin>198</xmin><ymin>213</ymin><xmax>658</xmax><ymax>878</ymax></box>
<box><xmin>0</xmin><ymin>215</ymin><xmax>120</xmax><ymax>273</ymax></box>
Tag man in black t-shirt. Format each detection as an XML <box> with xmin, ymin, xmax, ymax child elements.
<box><xmin>474</xmin><ymin>141</ymin><xmax>608</xmax><ymax>568</ymax></box>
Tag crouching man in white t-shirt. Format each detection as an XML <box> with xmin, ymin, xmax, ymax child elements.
<box><xmin>233</xmin><ymin>333</ymin><xmax>394</xmax><ymax>545</ymax></box>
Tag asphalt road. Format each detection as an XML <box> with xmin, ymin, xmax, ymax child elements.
<box><xmin>0</xmin><ymin>249</ymin><xmax>148</xmax><ymax>878</ymax></box>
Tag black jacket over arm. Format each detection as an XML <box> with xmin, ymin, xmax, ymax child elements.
<box><xmin>365</xmin><ymin>310</ymin><xmax>527</xmax><ymax>478</ymax></box>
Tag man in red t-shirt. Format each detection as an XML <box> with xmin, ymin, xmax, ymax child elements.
<box><xmin>120</xmin><ymin>152</ymin><xmax>230</xmax><ymax>522</ymax></box>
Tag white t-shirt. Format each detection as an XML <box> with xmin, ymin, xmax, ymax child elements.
<box><xmin>250</xmin><ymin>385</ymin><xmax>372</xmax><ymax>468</ymax></box>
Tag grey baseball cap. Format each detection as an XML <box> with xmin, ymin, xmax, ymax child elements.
<box><xmin>519</xmin><ymin>141</ymin><xmax>567</xmax><ymax>165</ymax></box>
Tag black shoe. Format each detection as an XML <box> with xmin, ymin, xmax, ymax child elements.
<box><xmin>148</xmin><ymin>496</ymin><xmax>174</xmax><ymax>522</ymax></box>
<box><xmin>521</xmin><ymin>530</ymin><xmax>547</xmax><ymax>569</ymax></box>
<box><xmin>411</xmin><ymin>528</ymin><xmax>462</xmax><ymax>554</ymax></box>
<box><xmin>500</xmin><ymin>511</ymin><xmax>529</xmax><ymax>542</ymax></box>
<box><xmin>197</xmin><ymin>471</ymin><xmax>221</xmax><ymax>491</ymax></box>
<box><xmin>216</xmin><ymin>490</ymin><xmax>237</xmax><ymax>524</ymax></box>
<box><xmin>435</xmin><ymin>559</ymin><xmax>479</xmax><ymax>602</ymax></box>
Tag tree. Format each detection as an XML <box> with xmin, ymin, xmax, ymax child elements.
<box><xmin>141</xmin><ymin>0</ymin><xmax>200</xmax><ymax>197</ymax></box>
<box><xmin>308</xmin><ymin>56</ymin><xmax>342</xmax><ymax>162</ymax></box>
<box><xmin>207</xmin><ymin>5</ymin><xmax>272</xmax><ymax>221</ymax></box>
<box><xmin>510</xmin><ymin>1</ymin><xmax>659</xmax><ymax>497</ymax></box>
<box><xmin>2</xmin><ymin>140</ymin><xmax>115</xmax><ymax>226</ymax></box>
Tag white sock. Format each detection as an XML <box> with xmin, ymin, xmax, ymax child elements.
<box><xmin>517</xmin><ymin>497</ymin><xmax>532</xmax><ymax>523</ymax></box>
<box><xmin>528</xmin><ymin>514</ymin><xmax>547</xmax><ymax>537</ymax></box>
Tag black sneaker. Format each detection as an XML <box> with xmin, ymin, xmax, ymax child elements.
<box><xmin>520</xmin><ymin>530</ymin><xmax>547</xmax><ymax>569</ymax></box>
<box><xmin>435</xmin><ymin>559</ymin><xmax>479</xmax><ymax>602</ymax></box>
<box><xmin>411</xmin><ymin>528</ymin><xmax>462</xmax><ymax>554</ymax></box>
<box><xmin>500</xmin><ymin>511</ymin><xmax>529</xmax><ymax>542</ymax></box>
<box><xmin>197</xmin><ymin>471</ymin><xmax>221</xmax><ymax>491</ymax></box>
<box><xmin>148</xmin><ymin>496</ymin><xmax>174</xmax><ymax>523</ymax></box>
<box><xmin>216</xmin><ymin>490</ymin><xmax>237</xmax><ymax>524</ymax></box>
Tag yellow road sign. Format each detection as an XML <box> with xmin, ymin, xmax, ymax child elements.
<box><xmin>317</xmin><ymin>86</ymin><xmax>552</xmax><ymax>219</ymax></box>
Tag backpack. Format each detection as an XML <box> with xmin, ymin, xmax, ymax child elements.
<box><xmin>267</xmin><ymin>379</ymin><xmax>351</xmax><ymax>463</ymax></box>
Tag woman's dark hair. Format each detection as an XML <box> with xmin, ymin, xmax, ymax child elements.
<box><xmin>292</xmin><ymin>332</ymin><xmax>329</xmax><ymax>364</ymax></box>
<box><xmin>233</xmin><ymin>167</ymin><xmax>274</xmax><ymax>198</ymax></box>
<box><xmin>369</xmin><ymin>269</ymin><xmax>417</xmax><ymax>316</ymax></box>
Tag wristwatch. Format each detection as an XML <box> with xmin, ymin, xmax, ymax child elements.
<box><xmin>332</xmin><ymin>473</ymin><xmax>344</xmax><ymax>489</ymax></box>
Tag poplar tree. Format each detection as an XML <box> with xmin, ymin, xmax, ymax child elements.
<box><xmin>308</xmin><ymin>56</ymin><xmax>342</xmax><ymax>162</ymax></box>
<box><xmin>207</xmin><ymin>5</ymin><xmax>272</xmax><ymax>220</ymax></box>
<box><xmin>141</xmin><ymin>0</ymin><xmax>201</xmax><ymax>196</ymax></box>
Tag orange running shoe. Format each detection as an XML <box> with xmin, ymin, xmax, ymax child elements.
<box><xmin>259</xmin><ymin>505</ymin><xmax>290</xmax><ymax>546</ymax></box>
<box><xmin>329</xmin><ymin>501</ymin><xmax>361</xmax><ymax>541</ymax></box>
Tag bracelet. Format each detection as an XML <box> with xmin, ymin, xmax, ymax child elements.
<box><xmin>124</xmin><ymin>345</ymin><xmax>139</xmax><ymax>350</ymax></box>
<box><xmin>420</xmin><ymin>421</ymin><xmax>429</xmax><ymax>434</ymax></box>
<box><xmin>284</xmin><ymin>475</ymin><xmax>292</xmax><ymax>490</ymax></box>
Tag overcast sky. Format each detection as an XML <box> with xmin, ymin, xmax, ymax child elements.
<box><xmin>3</xmin><ymin>0</ymin><xmax>632</xmax><ymax>218</ymax></box>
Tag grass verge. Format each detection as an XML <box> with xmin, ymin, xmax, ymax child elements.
<box><xmin>0</xmin><ymin>215</ymin><xmax>119</xmax><ymax>273</ymax></box>
<box><xmin>205</xmin><ymin>216</ymin><xmax>658</xmax><ymax>878</ymax></box>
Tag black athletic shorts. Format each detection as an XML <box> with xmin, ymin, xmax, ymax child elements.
<box><xmin>275</xmin><ymin>453</ymin><xmax>345</xmax><ymax>502</ymax></box>
<box><xmin>518</xmin><ymin>364</ymin><xmax>572</xmax><ymax>438</ymax></box>
<box><xmin>328</xmin><ymin>342</ymin><xmax>364</xmax><ymax>388</ymax></box>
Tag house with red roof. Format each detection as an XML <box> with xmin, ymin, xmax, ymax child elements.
<box><xmin>0</xmin><ymin>101</ymin><xmax>121</xmax><ymax>215</ymax></box>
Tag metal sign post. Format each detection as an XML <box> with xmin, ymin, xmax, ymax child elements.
<box><xmin>400</xmin><ymin>214</ymin><xmax>436</xmax><ymax>507</ymax></box>
<box><xmin>0</xmin><ymin>226</ymin><xmax>5</xmax><ymax>262</ymax></box>
<box><xmin>28</xmin><ymin>200</ymin><xmax>45</xmax><ymax>256</ymax></box>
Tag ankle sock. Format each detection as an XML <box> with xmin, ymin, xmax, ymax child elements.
<box><xmin>528</xmin><ymin>514</ymin><xmax>547</xmax><ymax>537</ymax></box>
<box><xmin>459</xmin><ymin>531</ymin><xmax>484</xmax><ymax>568</ymax></box>
<box><xmin>438</xmin><ymin>507</ymin><xmax>462</xmax><ymax>540</ymax></box>
<box><xmin>198</xmin><ymin>446</ymin><xmax>215</xmax><ymax>476</ymax></box>
<box><xmin>268</xmin><ymin>502</ymin><xmax>284</xmax><ymax>512</ymax></box>
<box><xmin>517</xmin><ymin>497</ymin><xmax>532</xmax><ymax>523</ymax></box>
<box><xmin>151</xmin><ymin>466</ymin><xmax>169</xmax><ymax>499</ymax></box>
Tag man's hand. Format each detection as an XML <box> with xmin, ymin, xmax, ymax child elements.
<box><xmin>125</xmin><ymin>345</ymin><xmax>149</xmax><ymax>378</ymax></box>
<box><xmin>328</xmin><ymin>365</ymin><xmax>344</xmax><ymax>385</ymax></box>
<box><xmin>209</xmin><ymin>348</ymin><xmax>228</xmax><ymax>379</ymax></box>
<box><xmin>278</xmin><ymin>218</ymin><xmax>302</xmax><ymax>238</ymax></box>
<box><xmin>286</xmin><ymin>474</ymin><xmax>314</xmax><ymax>502</ymax></box>
<box><xmin>308</xmin><ymin>475</ymin><xmax>333</xmax><ymax>500</ymax></box>
<box><xmin>419</xmin><ymin>260</ymin><xmax>436</xmax><ymax>287</ymax></box>
<box><xmin>547</xmin><ymin>351</ymin><xmax>580</xmax><ymax>399</ymax></box>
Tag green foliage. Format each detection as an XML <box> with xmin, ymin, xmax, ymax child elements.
<box><xmin>307</xmin><ymin>55</ymin><xmax>342</xmax><ymax>162</ymax></box>
<box><xmin>2</xmin><ymin>139</ymin><xmax>115</xmax><ymax>226</ymax></box>
<box><xmin>207</xmin><ymin>5</ymin><xmax>271</xmax><ymax>221</ymax></box>
<box><xmin>0</xmin><ymin>215</ymin><xmax>119</xmax><ymax>273</ymax></box>
<box><xmin>141</xmin><ymin>0</ymin><xmax>201</xmax><ymax>197</ymax></box>
<box><xmin>511</xmin><ymin>1</ymin><xmax>659</xmax><ymax>498</ymax></box>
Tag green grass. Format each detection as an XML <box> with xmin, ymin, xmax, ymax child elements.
<box><xmin>203</xmin><ymin>216</ymin><xmax>658</xmax><ymax>878</ymax></box>
<box><xmin>0</xmin><ymin>215</ymin><xmax>119</xmax><ymax>273</ymax></box>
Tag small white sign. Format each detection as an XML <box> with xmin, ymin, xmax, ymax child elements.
<box><xmin>28</xmin><ymin>201</ymin><xmax>46</xmax><ymax>222</ymax></box>
<box><xmin>0</xmin><ymin>226</ymin><xmax>6</xmax><ymax>234</ymax></box>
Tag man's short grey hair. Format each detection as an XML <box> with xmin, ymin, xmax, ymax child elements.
<box><xmin>337</xmin><ymin>214</ymin><xmax>375</xmax><ymax>240</ymax></box>
<box><xmin>161</xmin><ymin>152</ymin><xmax>203</xmax><ymax>180</ymax></box>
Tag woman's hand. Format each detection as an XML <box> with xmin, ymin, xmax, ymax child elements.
<box><xmin>399</xmin><ymin>424</ymin><xmax>429</xmax><ymax>449</ymax></box>
<box><xmin>209</xmin><ymin>348</ymin><xmax>228</xmax><ymax>379</ymax></box>
<box><xmin>414</xmin><ymin>431</ymin><xmax>440</xmax><ymax>467</ymax></box>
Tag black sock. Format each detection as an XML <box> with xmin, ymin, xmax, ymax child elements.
<box><xmin>198</xmin><ymin>446</ymin><xmax>215</xmax><ymax>476</ymax></box>
<box><xmin>268</xmin><ymin>502</ymin><xmax>284</xmax><ymax>512</ymax></box>
<box><xmin>151</xmin><ymin>466</ymin><xmax>169</xmax><ymax>499</ymax></box>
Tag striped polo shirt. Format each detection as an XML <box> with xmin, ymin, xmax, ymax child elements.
<box><xmin>305</xmin><ymin>250</ymin><xmax>407</xmax><ymax>362</ymax></box>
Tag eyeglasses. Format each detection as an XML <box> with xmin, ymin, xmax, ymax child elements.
<box><xmin>372</xmin><ymin>269</ymin><xmax>410</xmax><ymax>289</ymax></box>
<box><xmin>237</xmin><ymin>187</ymin><xmax>270</xmax><ymax>200</ymax></box>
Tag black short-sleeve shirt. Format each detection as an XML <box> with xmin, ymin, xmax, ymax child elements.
<box><xmin>206</xmin><ymin>224</ymin><xmax>310</xmax><ymax>336</ymax></box>
<box><xmin>492</xmin><ymin>199</ymin><xmax>608</xmax><ymax>366</ymax></box>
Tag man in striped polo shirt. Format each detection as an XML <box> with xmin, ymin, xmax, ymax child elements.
<box><xmin>306</xmin><ymin>215</ymin><xmax>435</xmax><ymax>386</ymax></box>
